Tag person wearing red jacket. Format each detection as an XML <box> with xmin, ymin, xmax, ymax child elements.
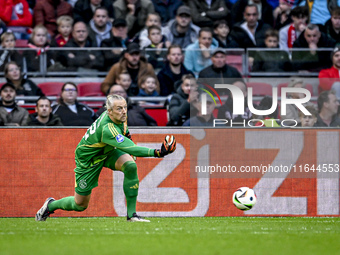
<box><xmin>0</xmin><ymin>0</ymin><xmax>33</xmax><ymax>27</ymax></box>
<box><xmin>318</xmin><ymin>47</ymin><xmax>340</xmax><ymax>96</ymax></box>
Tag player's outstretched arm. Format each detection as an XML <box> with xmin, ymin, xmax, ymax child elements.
<box><xmin>154</xmin><ymin>135</ymin><xmax>177</xmax><ymax>158</ymax></box>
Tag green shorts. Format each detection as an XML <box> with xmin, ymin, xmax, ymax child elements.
<box><xmin>74</xmin><ymin>148</ymin><xmax>127</xmax><ymax>196</ymax></box>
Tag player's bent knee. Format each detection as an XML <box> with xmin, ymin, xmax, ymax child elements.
<box><xmin>74</xmin><ymin>202</ymin><xmax>87</xmax><ymax>211</ymax></box>
<box><xmin>122</xmin><ymin>161</ymin><xmax>138</xmax><ymax>177</ymax></box>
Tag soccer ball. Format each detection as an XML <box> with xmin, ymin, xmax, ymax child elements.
<box><xmin>232</xmin><ymin>187</ymin><xmax>257</xmax><ymax>211</ymax></box>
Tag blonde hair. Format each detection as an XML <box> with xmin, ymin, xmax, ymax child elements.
<box><xmin>106</xmin><ymin>94</ymin><xmax>126</xmax><ymax>110</ymax></box>
<box><xmin>1</xmin><ymin>32</ymin><xmax>15</xmax><ymax>44</ymax></box>
<box><xmin>57</xmin><ymin>15</ymin><xmax>74</xmax><ymax>26</ymax></box>
<box><xmin>288</xmin><ymin>77</ymin><xmax>305</xmax><ymax>88</ymax></box>
<box><xmin>118</xmin><ymin>71</ymin><xmax>131</xmax><ymax>80</ymax></box>
<box><xmin>31</xmin><ymin>25</ymin><xmax>48</xmax><ymax>40</ymax></box>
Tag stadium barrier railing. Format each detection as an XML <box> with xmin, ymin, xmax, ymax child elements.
<box><xmin>1</xmin><ymin>47</ymin><xmax>334</xmax><ymax>78</ymax></box>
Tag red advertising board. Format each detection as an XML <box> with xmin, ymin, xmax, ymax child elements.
<box><xmin>0</xmin><ymin>128</ymin><xmax>339</xmax><ymax>217</ymax></box>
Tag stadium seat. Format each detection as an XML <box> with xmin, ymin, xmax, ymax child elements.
<box><xmin>77</xmin><ymin>82</ymin><xmax>104</xmax><ymax>97</ymax></box>
<box><xmin>277</xmin><ymin>83</ymin><xmax>314</xmax><ymax>97</ymax></box>
<box><xmin>15</xmin><ymin>39</ymin><xmax>28</xmax><ymax>48</ymax></box>
<box><xmin>226</xmin><ymin>55</ymin><xmax>243</xmax><ymax>74</ymax></box>
<box><xmin>38</xmin><ymin>82</ymin><xmax>64</xmax><ymax>96</ymax></box>
<box><xmin>145</xmin><ymin>108</ymin><xmax>168</xmax><ymax>126</ymax></box>
<box><xmin>246</xmin><ymin>82</ymin><xmax>273</xmax><ymax>96</ymax></box>
<box><xmin>77</xmin><ymin>82</ymin><xmax>105</xmax><ymax>108</ymax></box>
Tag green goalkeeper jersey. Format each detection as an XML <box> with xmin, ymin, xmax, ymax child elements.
<box><xmin>75</xmin><ymin>111</ymin><xmax>155</xmax><ymax>169</ymax></box>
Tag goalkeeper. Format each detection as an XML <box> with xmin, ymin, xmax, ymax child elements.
<box><xmin>35</xmin><ymin>94</ymin><xmax>176</xmax><ymax>222</ymax></box>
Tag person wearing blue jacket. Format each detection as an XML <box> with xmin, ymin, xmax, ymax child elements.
<box><xmin>184</xmin><ymin>27</ymin><xmax>218</xmax><ymax>74</ymax></box>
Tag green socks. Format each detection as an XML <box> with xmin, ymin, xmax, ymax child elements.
<box><xmin>47</xmin><ymin>161</ymin><xmax>139</xmax><ymax>218</ymax></box>
<box><xmin>122</xmin><ymin>161</ymin><xmax>139</xmax><ymax>218</ymax></box>
<box><xmin>48</xmin><ymin>196</ymin><xmax>86</xmax><ymax>212</ymax></box>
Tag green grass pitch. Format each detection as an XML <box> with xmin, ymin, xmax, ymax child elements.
<box><xmin>1</xmin><ymin>217</ymin><xmax>339</xmax><ymax>255</ymax></box>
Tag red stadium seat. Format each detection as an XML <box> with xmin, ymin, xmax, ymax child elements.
<box><xmin>15</xmin><ymin>39</ymin><xmax>28</xmax><ymax>48</ymax></box>
<box><xmin>226</xmin><ymin>55</ymin><xmax>243</xmax><ymax>74</ymax></box>
<box><xmin>145</xmin><ymin>108</ymin><xmax>168</xmax><ymax>126</ymax></box>
<box><xmin>277</xmin><ymin>82</ymin><xmax>314</xmax><ymax>97</ymax></box>
<box><xmin>38</xmin><ymin>82</ymin><xmax>64</xmax><ymax>96</ymax></box>
<box><xmin>246</xmin><ymin>82</ymin><xmax>273</xmax><ymax>96</ymax></box>
<box><xmin>77</xmin><ymin>82</ymin><xmax>104</xmax><ymax>97</ymax></box>
<box><xmin>77</xmin><ymin>82</ymin><xmax>105</xmax><ymax>108</ymax></box>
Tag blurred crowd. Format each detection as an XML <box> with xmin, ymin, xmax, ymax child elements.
<box><xmin>1</xmin><ymin>0</ymin><xmax>340</xmax><ymax>127</ymax></box>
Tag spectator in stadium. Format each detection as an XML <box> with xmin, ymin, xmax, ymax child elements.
<box><xmin>187</xmin><ymin>0</ymin><xmax>229</xmax><ymax>28</ymax></box>
<box><xmin>33</xmin><ymin>0</ymin><xmax>73</xmax><ymax>37</ymax></box>
<box><xmin>292</xmin><ymin>23</ymin><xmax>336</xmax><ymax>72</ymax></box>
<box><xmin>0</xmin><ymin>83</ymin><xmax>29</xmax><ymax>126</ymax></box>
<box><xmin>298</xmin><ymin>0</ymin><xmax>335</xmax><ymax>26</ymax></box>
<box><xmin>299</xmin><ymin>104</ymin><xmax>318</xmax><ymax>127</ymax></box>
<box><xmin>231</xmin><ymin>0</ymin><xmax>274</xmax><ymax>27</ymax></box>
<box><xmin>252</xmin><ymin>29</ymin><xmax>292</xmax><ymax>72</ymax></box>
<box><xmin>183</xmin><ymin>93</ymin><xmax>215</xmax><ymax>126</ymax></box>
<box><xmin>319</xmin><ymin>47</ymin><xmax>340</xmax><ymax>96</ymax></box>
<box><xmin>115</xmin><ymin>71</ymin><xmax>133</xmax><ymax>96</ymax></box>
<box><xmin>151</xmin><ymin>0</ymin><xmax>183</xmax><ymax>25</ymax></box>
<box><xmin>73</xmin><ymin>0</ymin><xmax>115</xmax><ymax>24</ymax></box>
<box><xmin>96</xmin><ymin>84</ymin><xmax>158</xmax><ymax>126</ymax></box>
<box><xmin>138</xmin><ymin>12</ymin><xmax>167</xmax><ymax>49</ymax></box>
<box><xmin>273</xmin><ymin>0</ymin><xmax>294</xmax><ymax>31</ymax></box>
<box><xmin>0</xmin><ymin>0</ymin><xmax>33</xmax><ymax>39</ymax></box>
<box><xmin>314</xmin><ymin>90</ymin><xmax>340</xmax><ymax>127</ymax></box>
<box><xmin>101</xmin><ymin>18</ymin><xmax>130</xmax><ymax>69</ymax></box>
<box><xmin>143</xmin><ymin>25</ymin><xmax>169</xmax><ymax>70</ymax></box>
<box><xmin>26</xmin><ymin>96</ymin><xmax>63</xmax><ymax>126</ymax></box>
<box><xmin>321</xmin><ymin>7</ymin><xmax>340</xmax><ymax>45</ymax></box>
<box><xmin>52</xmin><ymin>82</ymin><xmax>96</xmax><ymax>126</ymax></box>
<box><xmin>113</xmin><ymin>0</ymin><xmax>155</xmax><ymax>38</ymax></box>
<box><xmin>217</xmin><ymin>80</ymin><xmax>252</xmax><ymax>125</ymax></box>
<box><xmin>4</xmin><ymin>61</ymin><xmax>43</xmax><ymax>97</ymax></box>
<box><xmin>0</xmin><ymin>32</ymin><xmax>23</xmax><ymax>71</ymax></box>
<box><xmin>198</xmin><ymin>48</ymin><xmax>243</xmax><ymax>95</ymax></box>
<box><xmin>213</xmin><ymin>20</ymin><xmax>238</xmax><ymax>48</ymax></box>
<box><xmin>184</xmin><ymin>27</ymin><xmax>218</xmax><ymax>74</ymax></box>
<box><xmin>168</xmin><ymin>74</ymin><xmax>199</xmax><ymax>126</ymax></box>
<box><xmin>279</xmin><ymin>6</ymin><xmax>308</xmax><ymax>51</ymax></box>
<box><xmin>137</xmin><ymin>75</ymin><xmax>160</xmax><ymax>100</ymax></box>
<box><xmin>101</xmin><ymin>43</ymin><xmax>156</xmax><ymax>96</ymax></box>
<box><xmin>157</xmin><ymin>45</ymin><xmax>193</xmax><ymax>96</ymax></box>
<box><xmin>280</xmin><ymin>77</ymin><xmax>311</xmax><ymax>126</ymax></box>
<box><xmin>229</xmin><ymin>4</ymin><xmax>272</xmax><ymax>49</ymax></box>
<box><xmin>61</xmin><ymin>21</ymin><xmax>104</xmax><ymax>72</ymax></box>
<box><xmin>24</xmin><ymin>25</ymin><xmax>55</xmax><ymax>72</ymax></box>
<box><xmin>50</xmin><ymin>16</ymin><xmax>73</xmax><ymax>47</ymax></box>
<box><xmin>88</xmin><ymin>7</ymin><xmax>112</xmax><ymax>47</ymax></box>
<box><xmin>162</xmin><ymin>5</ymin><xmax>200</xmax><ymax>49</ymax></box>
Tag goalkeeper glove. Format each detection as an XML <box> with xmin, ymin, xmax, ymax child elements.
<box><xmin>154</xmin><ymin>135</ymin><xmax>176</xmax><ymax>157</ymax></box>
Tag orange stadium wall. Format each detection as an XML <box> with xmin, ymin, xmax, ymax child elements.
<box><xmin>0</xmin><ymin>128</ymin><xmax>339</xmax><ymax>217</ymax></box>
